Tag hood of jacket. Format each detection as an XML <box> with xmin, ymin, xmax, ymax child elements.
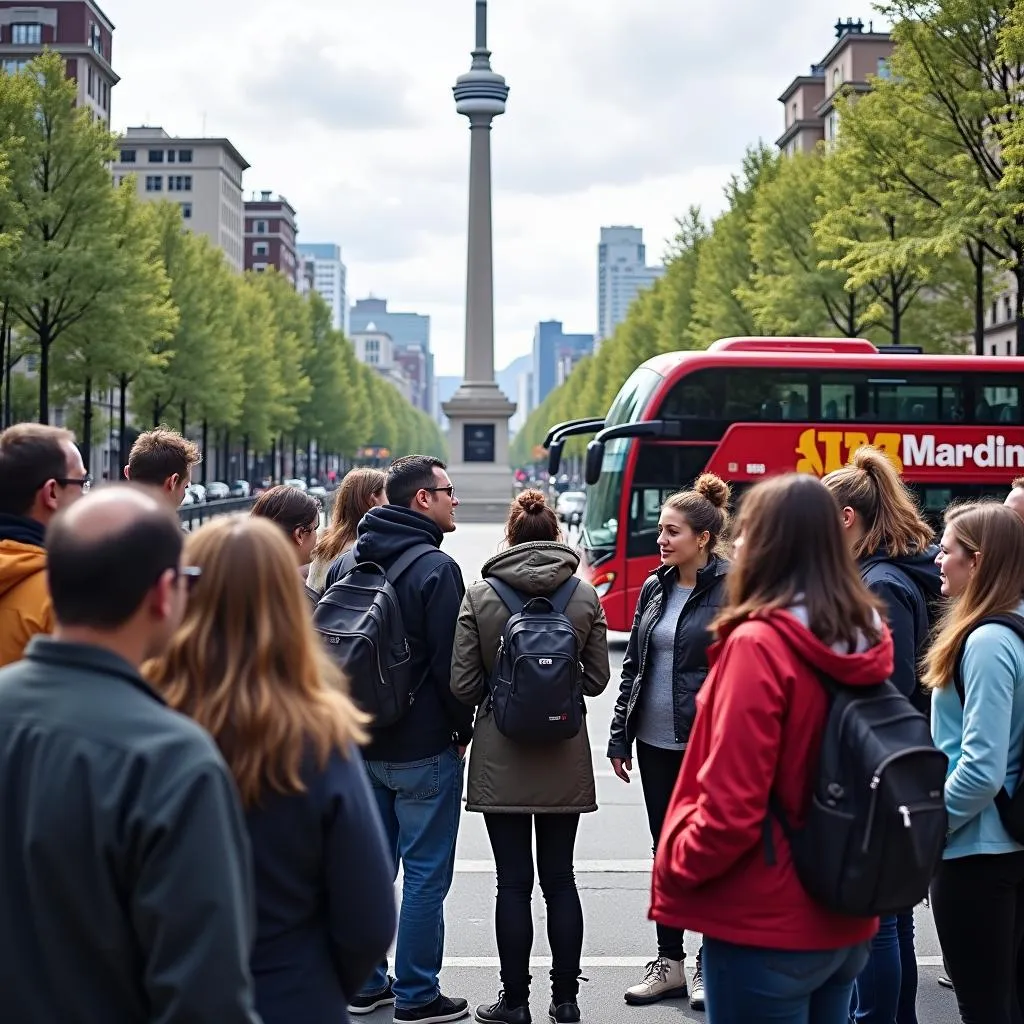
<box><xmin>350</xmin><ymin>504</ymin><xmax>443</xmax><ymax>565</ymax></box>
<box><xmin>862</xmin><ymin>544</ymin><xmax>943</xmax><ymax>604</ymax></box>
<box><xmin>482</xmin><ymin>541</ymin><xmax>580</xmax><ymax>596</ymax></box>
<box><xmin>716</xmin><ymin>607</ymin><xmax>894</xmax><ymax>688</ymax></box>
<box><xmin>0</xmin><ymin>513</ymin><xmax>47</xmax><ymax>601</ymax></box>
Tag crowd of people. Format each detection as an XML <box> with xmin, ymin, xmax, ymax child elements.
<box><xmin>0</xmin><ymin>420</ymin><xmax>1020</xmax><ymax>1024</ymax></box>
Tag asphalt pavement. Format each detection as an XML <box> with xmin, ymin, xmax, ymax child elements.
<box><xmin>356</xmin><ymin>523</ymin><xmax>961</xmax><ymax>1024</ymax></box>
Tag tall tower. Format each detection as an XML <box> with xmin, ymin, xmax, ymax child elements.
<box><xmin>441</xmin><ymin>0</ymin><xmax>516</xmax><ymax>521</ymax></box>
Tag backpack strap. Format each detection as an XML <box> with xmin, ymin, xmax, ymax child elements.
<box><xmin>952</xmin><ymin>612</ymin><xmax>1024</xmax><ymax>703</ymax></box>
<box><xmin>385</xmin><ymin>543</ymin><xmax>438</xmax><ymax>585</ymax></box>
<box><xmin>486</xmin><ymin>578</ymin><xmax>526</xmax><ymax>615</ymax></box>
<box><xmin>549</xmin><ymin>576</ymin><xmax>581</xmax><ymax>615</ymax></box>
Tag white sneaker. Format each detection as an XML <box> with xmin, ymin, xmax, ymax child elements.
<box><xmin>689</xmin><ymin>950</ymin><xmax>705</xmax><ymax>1011</ymax></box>
<box><xmin>623</xmin><ymin>957</ymin><xmax>688</xmax><ymax>1005</ymax></box>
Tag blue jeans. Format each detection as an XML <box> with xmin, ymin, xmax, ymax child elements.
<box><xmin>359</xmin><ymin>747</ymin><xmax>465</xmax><ymax>1011</ymax></box>
<box><xmin>703</xmin><ymin>938</ymin><xmax>870</xmax><ymax>1023</ymax></box>
<box><xmin>852</xmin><ymin>912</ymin><xmax>919</xmax><ymax>1024</ymax></box>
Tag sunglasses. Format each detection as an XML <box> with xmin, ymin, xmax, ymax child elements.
<box><xmin>53</xmin><ymin>475</ymin><xmax>92</xmax><ymax>493</ymax></box>
<box><xmin>425</xmin><ymin>485</ymin><xmax>455</xmax><ymax>499</ymax></box>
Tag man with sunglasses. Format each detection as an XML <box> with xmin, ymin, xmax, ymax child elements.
<box><xmin>328</xmin><ymin>455</ymin><xmax>472</xmax><ymax>1024</ymax></box>
<box><xmin>0</xmin><ymin>423</ymin><xmax>89</xmax><ymax>666</ymax></box>
<box><xmin>0</xmin><ymin>485</ymin><xmax>260</xmax><ymax>1024</ymax></box>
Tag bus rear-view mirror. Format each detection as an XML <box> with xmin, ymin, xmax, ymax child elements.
<box><xmin>547</xmin><ymin>439</ymin><xmax>565</xmax><ymax>478</ymax></box>
<box><xmin>585</xmin><ymin>440</ymin><xmax>604</xmax><ymax>486</ymax></box>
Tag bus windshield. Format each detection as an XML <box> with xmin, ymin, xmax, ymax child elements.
<box><xmin>581</xmin><ymin>366</ymin><xmax>661</xmax><ymax>556</ymax></box>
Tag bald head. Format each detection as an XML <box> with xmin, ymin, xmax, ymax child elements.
<box><xmin>47</xmin><ymin>484</ymin><xmax>184</xmax><ymax>629</ymax></box>
<box><xmin>1006</xmin><ymin>480</ymin><xmax>1024</xmax><ymax>523</ymax></box>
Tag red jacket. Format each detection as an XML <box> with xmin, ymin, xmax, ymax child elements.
<box><xmin>650</xmin><ymin>608</ymin><xmax>893</xmax><ymax>950</ymax></box>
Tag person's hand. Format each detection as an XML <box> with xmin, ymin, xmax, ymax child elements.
<box><xmin>610</xmin><ymin>757</ymin><xmax>632</xmax><ymax>783</ymax></box>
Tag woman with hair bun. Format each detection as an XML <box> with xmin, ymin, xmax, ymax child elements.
<box><xmin>607</xmin><ymin>473</ymin><xmax>732</xmax><ymax>1013</ymax></box>
<box><xmin>451</xmin><ymin>489</ymin><xmax>610</xmax><ymax>1024</ymax></box>
<box><xmin>824</xmin><ymin>446</ymin><xmax>941</xmax><ymax>1024</ymax></box>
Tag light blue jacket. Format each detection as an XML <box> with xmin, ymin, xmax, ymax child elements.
<box><xmin>931</xmin><ymin>602</ymin><xmax>1024</xmax><ymax>859</ymax></box>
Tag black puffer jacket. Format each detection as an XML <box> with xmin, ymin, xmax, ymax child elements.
<box><xmin>607</xmin><ymin>554</ymin><xmax>728</xmax><ymax>760</ymax></box>
<box><xmin>860</xmin><ymin>545</ymin><xmax>942</xmax><ymax>713</ymax></box>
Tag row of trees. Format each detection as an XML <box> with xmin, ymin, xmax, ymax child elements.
<box><xmin>0</xmin><ymin>53</ymin><xmax>444</xmax><ymax>476</ymax></box>
<box><xmin>511</xmin><ymin>0</ymin><xmax>1024</xmax><ymax>466</ymax></box>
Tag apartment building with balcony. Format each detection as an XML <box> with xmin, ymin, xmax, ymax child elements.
<box><xmin>777</xmin><ymin>18</ymin><xmax>893</xmax><ymax>155</ymax></box>
<box><xmin>0</xmin><ymin>0</ymin><xmax>118</xmax><ymax>125</ymax></box>
<box><xmin>113</xmin><ymin>126</ymin><xmax>249</xmax><ymax>272</ymax></box>
<box><xmin>245</xmin><ymin>191</ymin><xmax>298</xmax><ymax>285</ymax></box>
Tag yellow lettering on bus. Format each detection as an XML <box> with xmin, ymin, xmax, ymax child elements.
<box><xmin>794</xmin><ymin>429</ymin><xmax>904</xmax><ymax>477</ymax></box>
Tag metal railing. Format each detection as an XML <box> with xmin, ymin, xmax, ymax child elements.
<box><xmin>177</xmin><ymin>495</ymin><xmax>257</xmax><ymax>530</ymax></box>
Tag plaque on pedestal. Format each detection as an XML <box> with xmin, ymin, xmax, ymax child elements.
<box><xmin>464</xmin><ymin>424</ymin><xmax>495</xmax><ymax>463</ymax></box>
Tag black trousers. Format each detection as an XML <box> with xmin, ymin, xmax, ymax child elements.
<box><xmin>636</xmin><ymin>740</ymin><xmax>689</xmax><ymax>962</ymax></box>
<box><xmin>930</xmin><ymin>850</ymin><xmax>1024</xmax><ymax>1024</ymax></box>
<box><xmin>483</xmin><ymin>813</ymin><xmax>583</xmax><ymax>1005</ymax></box>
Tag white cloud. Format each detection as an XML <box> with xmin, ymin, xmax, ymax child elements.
<box><xmin>104</xmin><ymin>0</ymin><xmax>881</xmax><ymax>376</ymax></box>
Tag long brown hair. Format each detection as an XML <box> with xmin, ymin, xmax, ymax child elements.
<box><xmin>251</xmin><ymin>484</ymin><xmax>321</xmax><ymax>537</ymax></box>
<box><xmin>662</xmin><ymin>473</ymin><xmax>731</xmax><ymax>554</ymax></box>
<box><xmin>922</xmin><ymin>502</ymin><xmax>1024</xmax><ymax>690</ymax></box>
<box><xmin>505</xmin><ymin>489</ymin><xmax>559</xmax><ymax>545</ymax></box>
<box><xmin>145</xmin><ymin>516</ymin><xmax>369</xmax><ymax>807</ymax></box>
<box><xmin>313</xmin><ymin>468</ymin><xmax>386</xmax><ymax>564</ymax></box>
<box><xmin>823</xmin><ymin>446</ymin><xmax>933</xmax><ymax>558</ymax></box>
<box><xmin>715</xmin><ymin>473</ymin><xmax>883</xmax><ymax>648</ymax></box>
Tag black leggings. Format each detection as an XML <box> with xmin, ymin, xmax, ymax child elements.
<box><xmin>483</xmin><ymin>813</ymin><xmax>583</xmax><ymax>1005</ymax></box>
<box><xmin>930</xmin><ymin>850</ymin><xmax>1024</xmax><ymax>1024</ymax></box>
<box><xmin>636</xmin><ymin>740</ymin><xmax>688</xmax><ymax>961</ymax></box>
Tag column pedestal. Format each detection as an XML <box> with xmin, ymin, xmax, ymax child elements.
<box><xmin>443</xmin><ymin>382</ymin><xmax>516</xmax><ymax>523</ymax></box>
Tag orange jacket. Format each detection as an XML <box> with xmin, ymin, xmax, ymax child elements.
<box><xmin>0</xmin><ymin>540</ymin><xmax>53</xmax><ymax>667</ymax></box>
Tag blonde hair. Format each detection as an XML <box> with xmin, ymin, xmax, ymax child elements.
<box><xmin>313</xmin><ymin>468</ymin><xmax>386</xmax><ymax>564</ymax></box>
<box><xmin>145</xmin><ymin>516</ymin><xmax>368</xmax><ymax>806</ymax></box>
<box><xmin>922</xmin><ymin>502</ymin><xmax>1024</xmax><ymax>690</ymax></box>
<box><xmin>662</xmin><ymin>473</ymin><xmax>731</xmax><ymax>554</ymax></box>
<box><xmin>823</xmin><ymin>446</ymin><xmax>933</xmax><ymax>559</ymax></box>
<box><xmin>921</xmin><ymin>501</ymin><xmax>1024</xmax><ymax>688</ymax></box>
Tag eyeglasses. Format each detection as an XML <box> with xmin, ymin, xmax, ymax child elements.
<box><xmin>54</xmin><ymin>475</ymin><xmax>91</xmax><ymax>493</ymax></box>
<box><xmin>176</xmin><ymin>565</ymin><xmax>202</xmax><ymax>591</ymax></box>
<box><xmin>425</xmin><ymin>485</ymin><xmax>455</xmax><ymax>499</ymax></box>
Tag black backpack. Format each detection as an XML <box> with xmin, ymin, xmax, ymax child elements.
<box><xmin>486</xmin><ymin>576</ymin><xmax>584</xmax><ymax>745</ymax></box>
<box><xmin>768</xmin><ymin>644</ymin><xmax>948</xmax><ymax>917</ymax></box>
<box><xmin>952</xmin><ymin>612</ymin><xmax>1024</xmax><ymax>845</ymax></box>
<box><xmin>313</xmin><ymin>543</ymin><xmax>435</xmax><ymax>727</ymax></box>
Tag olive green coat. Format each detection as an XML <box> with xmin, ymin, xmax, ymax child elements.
<box><xmin>450</xmin><ymin>541</ymin><xmax>610</xmax><ymax>814</ymax></box>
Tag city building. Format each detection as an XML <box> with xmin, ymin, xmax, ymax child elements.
<box><xmin>350</xmin><ymin>297</ymin><xmax>433</xmax><ymax>415</ymax></box>
<box><xmin>351</xmin><ymin>327</ymin><xmax>412</xmax><ymax>402</ymax></box>
<box><xmin>512</xmin><ymin>368</ymin><xmax>533</xmax><ymax>435</ymax></box>
<box><xmin>298</xmin><ymin>243</ymin><xmax>347</xmax><ymax>333</ymax></box>
<box><xmin>777</xmin><ymin>18</ymin><xmax>894</xmax><ymax>155</ymax></box>
<box><xmin>597</xmin><ymin>226</ymin><xmax>664</xmax><ymax>344</ymax></box>
<box><xmin>0</xmin><ymin>0</ymin><xmax>117</xmax><ymax>125</ymax></box>
<box><xmin>244</xmin><ymin>191</ymin><xmax>298</xmax><ymax>284</ymax></box>
<box><xmin>393</xmin><ymin>343</ymin><xmax>428</xmax><ymax>413</ymax></box>
<box><xmin>113</xmin><ymin>126</ymin><xmax>249</xmax><ymax>272</ymax></box>
<box><xmin>532</xmin><ymin>320</ymin><xmax>593</xmax><ymax>408</ymax></box>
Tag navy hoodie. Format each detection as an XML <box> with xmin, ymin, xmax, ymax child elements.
<box><xmin>325</xmin><ymin>505</ymin><xmax>473</xmax><ymax>762</ymax></box>
<box><xmin>860</xmin><ymin>545</ymin><xmax>942</xmax><ymax>712</ymax></box>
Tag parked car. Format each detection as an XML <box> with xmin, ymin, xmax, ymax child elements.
<box><xmin>205</xmin><ymin>481</ymin><xmax>230</xmax><ymax>500</ymax></box>
<box><xmin>229</xmin><ymin>480</ymin><xmax>251</xmax><ymax>498</ymax></box>
<box><xmin>283</xmin><ymin>477</ymin><xmax>308</xmax><ymax>491</ymax></box>
<box><xmin>186</xmin><ymin>483</ymin><xmax>206</xmax><ymax>504</ymax></box>
<box><xmin>555</xmin><ymin>490</ymin><xmax>586</xmax><ymax>525</ymax></box>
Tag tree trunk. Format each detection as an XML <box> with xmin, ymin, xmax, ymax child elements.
<box><xmin>153</xmin><ymin>398</ymin><xmax>160</xmax><ymax>428</ymax></box>
<box><xmin>38</xmin><ymin>329</ymin><xmax>50</xmax><ymax>425</ymax></box>
<box><xmin>890</xmin><ymin>276</ymin><xmax>901</xmax><ymax>346</ymax></box>
<box><xmin>222</xmin><ymin>429</ymin><xmax>230</xmax><ymax>483</ymax></box>
<box><xmin>847</xmin><ymin>293</ymin><xmax>856</xmax><ymax>337</ymax></box>
<box><xmin>270</xmin><ymin>436</ymin><xmax>277</xmax><ymax>483</ymax></box>
<box><xmin>180</xmin><ymin>400</ymin><xmax>187</xmax><ymax>438</ymax></box>
<box><xmin>201</xmin><ymin>419</ymin><xmax>209</xmax><ymax>485</ymax></box>
<box><xmin>307</xmin><ymin>437</ymin><xmax>314</xmax><ymax>483</ymax></box>
<box><xmin>81</xmin><ymin>378</ymin><xmax>92</xmax><ymax>473</ymax></box>
<box><xmin>971</xmin><ymin>242</ymin><xmax>985</xmax><ymax>356</ymax></box>
<box><xmin>292</xmin><ymin>435</ymin><xmax>298</xmax><ymax>480</ymax></box>
<box><xmin>3</xmin><ymin>323</ymin><xmax>11</xmax><ymax>428</ymax></box>
<box><xmin>118</xmin><ymin>374</ymin><xmax>128</xmax><ymax>476</ymax></box>
<box><xmin>0</xmin><ymin>305</ymin><xmax>7</xmax><ymax>428</ymax></box>
<box><xmin>243</xmin><ymin>434</ymin><xmax>250</xmax><ymax>482</ymax></box>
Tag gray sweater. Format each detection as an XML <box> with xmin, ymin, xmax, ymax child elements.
<box><xmin>635</xmin><ymin>584</ymin><xmax>693</xmax><ymax>750</ymax></box>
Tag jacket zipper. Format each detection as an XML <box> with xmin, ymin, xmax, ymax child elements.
<box><xmin>860</xmin><ymin>746</ymin><xmax>946</xmax><ymax>852</ymax></box>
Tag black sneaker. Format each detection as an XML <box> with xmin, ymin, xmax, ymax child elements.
<box><xmin>349</xmin><ymin>977</ymin><xmax>395</xmax><ymax>1015</ymax></box>
<box><xmin>547</xmin><ymin>1001</ymin><xmax>580</xmax><ymax>1024</ymax></box>
<box><xmin>474</xmin><ymin>991</ymin><xmax>532</xmax><ymax>1024</ymax></box>
<box><xmin>394</xmin><ymin>994</ymin><xmax>470</xmax><ymax>1023</ymax></box>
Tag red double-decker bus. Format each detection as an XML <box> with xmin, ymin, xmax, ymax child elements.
<box><xmin>545</xmin><ymin>337</ymin><xmax>1024</xmax><ymax>632</ymax></box>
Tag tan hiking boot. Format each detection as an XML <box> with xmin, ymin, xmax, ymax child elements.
<box><xmin>623</xmin><ymin>957</ymin><xmax>688</xmax><ymax>1006</ymax></box>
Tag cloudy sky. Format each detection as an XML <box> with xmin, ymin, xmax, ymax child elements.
<box><xmin>104</xmin><ymin>0</ymin><xmax>880</xmax><ymax>377</ymax></box>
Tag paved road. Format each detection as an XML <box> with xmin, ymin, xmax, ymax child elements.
<box><xmin>359</xmin><ymin>523</ymin><xmax>960</xmax><ymax>1023</ymax></box>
